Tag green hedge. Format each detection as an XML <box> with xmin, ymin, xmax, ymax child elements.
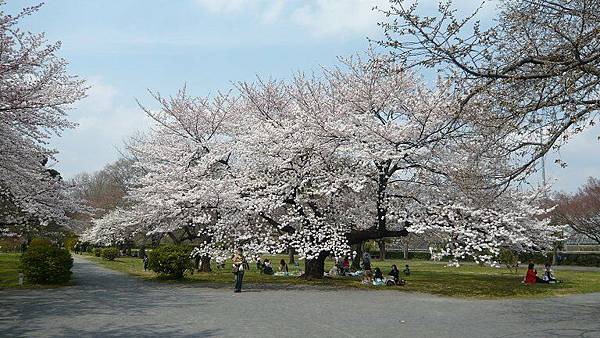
<box><xmin>20</xmin><ymin>244</ymin><xmax>73</xmax><ymax>284</ymax></box>
<box><xmin>368</xmin><ymin>251</ymin><xmax>434</xmax><ymax>260</ymax></box>
<box><xmin>148</xmin><ymin>245</ymin><xmax>192</xmax><ymax>279</ymax></box>
<box><xmin>101</xmin><ymin>247</ymin><xmax>119</xmax><ymax>261</ymax></box>
<box><xmin>559</xmin><ymin>253</ymin><xmax>600</xmax><ymax>267</ymax></box>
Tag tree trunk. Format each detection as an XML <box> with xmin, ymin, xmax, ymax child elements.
<box><xmin>199</xmin><ymin>255</ymin><xmax>212</xmax><ymax>272</ymax></box>
<box><xmin>303</xmin><ymin>251</ymin><xmax>328</xmax><ymax>279</ymax></box>
<box><xmin>403</xmin><ymin>244</ymin><xmax>409</xmax><ymax>260</ymax></box>
<box><xmin>377</xmin><ymin>239</ymin><xmax>386</xmax><ymax>261</ymax></box>
<box><xmin>288</xmin><ymin>247</ymin><xmax>295</xmax><ymax>264</ymax></box>
<box><xmin>351</xmin><ymin>242</ymin><xmax>363</xmax><ymax>270</ymax></box>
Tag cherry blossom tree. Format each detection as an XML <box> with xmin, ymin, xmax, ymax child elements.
<box><xmin>377</xmin><ymin>0</ymin><xmax>600</xmax><ymax>188</ymax></box>
<box><xmin>0</xmin><ymin>2</ymin><xmax>87</xmax><ymax>238</ymax></box>
<box><xmin>88</xmin><ymin>51</ymin><xmax>562</xmax><ymax>277</ymax></box>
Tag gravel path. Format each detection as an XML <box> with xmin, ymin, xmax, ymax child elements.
<box><xmin>1</xmin><ymin>256</ymin><xmax>600</xmax><ymax>338</ymax></box>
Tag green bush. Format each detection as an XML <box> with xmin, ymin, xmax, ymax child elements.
<box><xmin>93</xmin><ymin>248</ymin><xmax>102</xmax><ymax>257</ymax></box>
<box><xmin>20</xmin><ymin>245</ymin><xmax>73</xmax><ymax>284</ymax></box>
<box><xmin>101</xmin><ymin>247</ymin><xmax>119</xmax><ymax>261</ymax></box>
<box><xmin>148</xmin><ymin>245</ymin><xmax>192</xmax><ymax>279</ymax></box>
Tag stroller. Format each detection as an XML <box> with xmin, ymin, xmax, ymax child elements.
<box><xmin>384</xmin><ymin>276</ymin><xmax>406</xmax><ymax>286</ymax></box>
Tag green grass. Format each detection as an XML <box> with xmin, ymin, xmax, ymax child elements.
<box><xmin>79</xmin><ymin>253</ymin><xmax>600</xmax><ymax>299</ymax></box>
<box><xmin>0</xmin><ymin>253</ymin><xmax>22</xmax><ymax>288</ymax></box>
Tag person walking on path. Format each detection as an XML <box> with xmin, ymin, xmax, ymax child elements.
<box><xmin>232</xmin><ymin>248</ymin><xmax>246</xmax><ymax>293</ymax></box>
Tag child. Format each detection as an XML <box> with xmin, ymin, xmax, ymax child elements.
<box><xmin>543</xmin><ymin>263</ymin><xmax>558</xmax><ymax>283</ymax></box>
<box><xmin>362</xmin><ymin>270</ymin><xmax>373</xmax><ymax>285</ymax></box>
<box><xmin>403</xmin><ymin>264</ymin><xmax>411</xmax><ymax>276</ymax></box>
<box><xmin>263</xmin><ymin>259</ymin><xmax>274</xmax><ymax>275</ymax></box>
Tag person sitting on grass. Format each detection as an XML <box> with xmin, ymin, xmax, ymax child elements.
<box><xmin>343</xmin><ymin>257</ymin><xmax>350</xmax><ymax>272</ymax></box>
<box><xmin>403</xmin><ymin>264</ymin><xmax>411</xmax><ymax>276</ymax></box>
<box><xmin>389</xmin><ymin>264</ymin><xmax>400</xmax><ymax>283</ymax></box>
<box><xmin>362</xmin><ymin>270</ymin><xmax>373</xmax><ymax>285</ymax></box>
<box><xmin>279</xmin><ymin>259</ymin><xmax>289</xmax><ymax>273</ymax></box>
<box><xmin>327</xmin><ymin>265</ymin><xmax>339</xmax><ymax>277</ymax></box>
<box><xmin>263</xmin><ymin>259</ymin><xmax>274</xmax><ymax>275</ymax></box>
<box><xmin>524</xmin><ymin>263</ymin><xmax>546</xmax><ymax>284</ymax></box>
<box><xmin>373</xmin><ymin>267</ymin><xmax>386</xmax><ymax>286</ymax></box>
<box><xmin>543</xmin><ymin>263</ymin><xmax>558</xmax><ymax>283</ymax></box>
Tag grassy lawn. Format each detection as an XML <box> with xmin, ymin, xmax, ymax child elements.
<box><xmin>0</xmin><ymin>253</ymin><xmax>22</xmax><ymax>288</ymax></box>
<box><xmin>79</xmin><ymin>254</ymin><xmax>600</xmax><ymax>298</ymax></box>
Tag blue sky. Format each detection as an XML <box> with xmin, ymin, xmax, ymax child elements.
<box><xmin>6</xmin><ymin>0</ymin><xmax>599</xmax><ymax>192</ymax></box>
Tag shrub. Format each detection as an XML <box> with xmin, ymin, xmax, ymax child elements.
<box><xmin>94</xmin><ymin>248</ymin><xmax>102</xmax><ymax>257</ymax></box>
<box><xmin>101</xmin><ymin>247</ymin><xmax>119</xmax><ymax>261</ymax></box>
<box><xmin>20</xmin><ymin>245</ymin><xmax>73</xmax><ymax>284</ymax></box>
<box><xmin>148</xmin><ymin>245</ymin><xmax>192</xmax><ymax>279</ymax></box>
<box><xmin>559</xmin><ymin>253</ymin><xmax>600</xmax><ymax>267</ymax></box>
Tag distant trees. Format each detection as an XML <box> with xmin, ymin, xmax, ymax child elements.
<box><xmin>0</xmin><ymin>3</ymin><xmax>87</xmax><ymax>238</ymax></box>
<box><xmin>555</xmin><ymin>178</ymin><xmax>600</xmax><ymax>244</ymax></box>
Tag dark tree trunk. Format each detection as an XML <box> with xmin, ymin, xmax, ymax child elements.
<box><xmin>199</xmin><ymin>255</ymin><xmax>212</xmax><ymax>272</ymax></box>
<box><xmin>288</xmin><ymin>247</ymin><xmax>295</xmax><ymax>264</ymax></box>
<box><xmin>167</xmin><ymin>232</ymin><xmax>181</xmax><ymax>245</ymax></box>
<box><xmin>351</xmin><ymin>242</ymin><xmax>363</xmax><ymax>270</ymax></box>
<box><xmin>303</xmin><ymin>251</ymin><xmax>328</xmax><ymax>279</ymax></box>
<box><xmin>377</xmin><ymin>239</ymin><xmax>386</xmax><ymax>261</ymax></box>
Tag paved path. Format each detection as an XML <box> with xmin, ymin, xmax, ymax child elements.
<box><xmin>1</xmin><ymin>257</ymin><xmax>600</xmax><ymax>338</ymax></box>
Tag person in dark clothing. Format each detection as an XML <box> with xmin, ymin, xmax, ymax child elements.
<box><xmin>256</xmin><ymin>257</ymin><xmax>264</xmax><ymax>273</ymax></box>
<box><xmin>403</xmin><ymin>264</ymin><xmax>411</xmax><ymax>276</ymax></box>
<box><xmin>263</xmin><ymin>259</ymin><xmax>274</xmax><ymax>275</ymax></box>
<box><xmin>362</xmin><ymin>252</ymin><xmax>372</xmax><ymax>271</ymax></box>
<box><xmin>373</xmin><ymin>267</ymin><xmax>384</xmax><ymax>280</ymax></box>
<box><xmin>232</xmin><ymin>248</ymin><xmax>246</xmax><ymax>293</ymax></box>
<box><xmin>389</xmin><ymin>264</ymin><xmax>400</xmax><ymax>283</ymax></box>
<box><xmin>143</xmin><ymin>256</ymin><xmax>149</xmax><ymax>271</ymax></box>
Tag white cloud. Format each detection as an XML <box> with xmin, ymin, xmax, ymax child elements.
<box><xmin>191</xmin><ymin>0</ymin><xmax>498</xmax><ymax>39</ymax></box>
<box><xmin>51</xmin><ymin>78</ymin><xmax>151</xmax><ymax>177</ymax></box>
<box><xmin>290</xmin><ymin>0</ymin><xmax>387</xmax><ymax>38</ymax></box>
<box><xmin>194</xmin><ymin>0</ymin><xmax>249</xmax><ymax>13</ymax></box>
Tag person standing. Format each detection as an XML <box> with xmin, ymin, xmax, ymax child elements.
<box><xmin>362</xmin><ymin>252</ymin><xmax>372</xmax><ymax>271</ymax></box>
<box><xmin>143</xmin><ymin>255</ymin><xmax>149</xmax><ymax>271</ymax></box>
<box><xmin>232</xmin><ymin>248</ymin><xmax>246</xmax><ymax>293</ymax></box>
